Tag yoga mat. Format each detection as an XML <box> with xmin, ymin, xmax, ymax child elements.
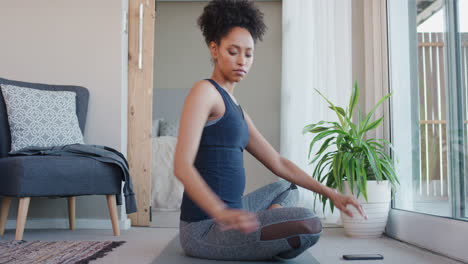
<box><xmin>152</xmin><ymin>236</ymin><xmax>320</xmax><ymax>264</ymax></box>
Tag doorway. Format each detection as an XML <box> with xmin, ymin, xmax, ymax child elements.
<box><xmin>128</xmin><ymin>0</ymin><xmax>283</xmax><ymax>227</ymax></box>
<box><xmin>149</xmin><ymin>1</ymin><xmax>209</xmax><ymax>227</ymax></box>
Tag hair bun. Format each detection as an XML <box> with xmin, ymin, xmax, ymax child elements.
<box><xmin>198</xmin><ymin>0</ymin><xmax>267</xmax><ymax>45</ymax></box>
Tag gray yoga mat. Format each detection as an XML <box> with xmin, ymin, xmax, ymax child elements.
<box><xmin>152</xmin><ymin>235</ymin><xmax>320</xmax><ymax>264</ymax></box>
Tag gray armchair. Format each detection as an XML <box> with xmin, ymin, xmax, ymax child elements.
<box><xmin>0</xmin><ymin>77</ymin><xmax>122</xmax><ymax>240</ymax></box>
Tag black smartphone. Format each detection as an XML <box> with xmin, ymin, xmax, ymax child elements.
<box><xmin>342</xmin><ymin>254</ymin><xmax>384</xmax><ymax>260</ymax></box>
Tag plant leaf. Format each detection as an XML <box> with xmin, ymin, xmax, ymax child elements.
<box><xmin>362</xmin><ymin>142</ymin><xmax>383</xmax><ymax>181</ymax></box>
<box><xmin>346</xmin><ymin>154</ymin><xmax>355</xmax><ymax>193</ymax></box>
<box><xmin>380</xmin><ymin>159</ymin><xmax>400</xmax><ymax>186</ymax></box>
<box><xmin>312</xmin><ymin>152</ymin><xmax>334</xmax><ymax>180</ymax></box>
<box><xmin>354</xmin><ymin>158</ymin><xmax>362</xmax><ymax>197</ymax></box>
<box><xmin>361</xmin><ymin>117</ymin><xmax>384</xmax><ymax>133</ymax></box>
<box><xmin>308</xmin><ymin>130</ymin><xmax>346</xmax><ymax>159</ymax></box>
<box><xmin>317</xmin><ymin>161</ymin><xmax>333</xmax><ymax>181</ymax></box>
<box><xmin>329</xmin><ymin>106</ymin><xmax>346</xmax><ymax>118</ymax></box>
<box><xmin>310</xmin><ymin>126</ymin><xmax>331</xmax><ymax>133</ymax></box>
<box><xmin>360</xmin><ymin>160</ymin><xmax>368</xmax><ymax>201</ymax></box>
<box><xmin>348</xmin><ymin>81</ymin><xmax>360</xmax><ymax>120</ymax></box>
<box><xmin>357</xmin><ymin>106</ymin><xmax>363</xmax><ymax>135</ymax></box>
<box><xmin>315</xmin><ymin>88</ymin><xmax>346</xmax><ymax>127</ymax></box>
<box><xmin>332</xmin><ymin>153</ymin><xmax>343</xmax><ymax>192</ymax></box>
<box><xmin>302</xmin><ymin>121</ymin><xmax>327</xmax><ymax>134</ymax></box>
<box><xmin>362</xmin><ymin>93</ymin><xmax>392</xmax><ymax>132</ymax></box>
<box><xmin>368</xmin><ymin>140</ymin><xmax>384</xmax><ymax>149</ymax></box>
<box><xmin>315</xmin><ymin>137</ymin><xmax>336</xmax><ymax>156</ymax></box>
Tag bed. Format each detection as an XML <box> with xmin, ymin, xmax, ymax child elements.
<box><xmin>151</xmin><ymin>88</ymin><xmax>190</xmax><ymax>211</ymax></box>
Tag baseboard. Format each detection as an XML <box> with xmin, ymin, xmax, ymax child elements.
<box><xmin>5</xmin><ymin>217</ymin><xmax>131</xmax><ymax>230</ymax></box>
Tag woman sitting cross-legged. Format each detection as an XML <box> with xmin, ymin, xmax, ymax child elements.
<box><xmin>173</xmin><ymin>0</ymin><xmax>367</xmax><ymax>261</ymax></box>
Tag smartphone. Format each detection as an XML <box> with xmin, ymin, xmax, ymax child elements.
<box><xmin>342</xmin><ymin>254</ymin><xmax>384</xmax><ymax>260</ymax></box>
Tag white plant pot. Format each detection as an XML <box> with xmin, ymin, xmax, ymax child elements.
<box><xmin>340</xmin><ymin>180</ymin><xmax>391</xmax><ymax>238</ymax></box>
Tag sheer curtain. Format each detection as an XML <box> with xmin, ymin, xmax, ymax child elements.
<box><xmin>280</xmin><ymin>0</ymin><xmax>352</xmax><ymax>223</ymax></box>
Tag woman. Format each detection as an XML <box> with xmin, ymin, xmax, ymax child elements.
<box><xmin>174</xmin><ymin>0</ymin><xmax>367</xmax><ymax>261</ymax></box>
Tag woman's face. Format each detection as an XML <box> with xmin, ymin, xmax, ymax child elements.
<box><xmin>210</xmin><ymin>27</ymin><xmax>254</xmax><ymax>83</ymax></box>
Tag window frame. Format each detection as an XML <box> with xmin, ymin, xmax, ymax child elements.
<box><xmin>386</xmin><ymin>0</ymin><xmax>468</xmax><ymax>262</ymax></box>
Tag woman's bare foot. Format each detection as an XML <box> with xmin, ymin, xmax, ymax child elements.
<box><xmin>267</xmin><ymin>204</ymin><xmax>283</xmax><ymax>210</ymax></box>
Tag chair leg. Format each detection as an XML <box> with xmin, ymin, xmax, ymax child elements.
<box><xmin>68</xmin><ymin>197</ymin><xmax>76</xmax><ymax>230</ymax></box>
<box><xmin>106</xmin><ymin>195</ymin><xmax>120</xmax><ymax>236</ymax></box>
<box><xmin>0</xmin><ymin>197</ymin><xmax>12</xmax><ymax>235</ymax></box>
<box><xmin>16</xmin><ymin>197</ymin><xmax>30</xmax><ymax>241</ymax></box>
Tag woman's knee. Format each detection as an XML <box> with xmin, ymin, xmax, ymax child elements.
<box><xmin>290</xmin><ymin>207</ymin><xmax>316</xmax><ymax>220</ymax></box>
<box><xmin>299</xmin><ymin>216</ymin><xmax>322</xmax><ymax>235</ymax></box>
<box><xmin>260</xmin><ymin>215</ymin><xmax>322</xmax><ymax>241</ymax></box>
<box><xmin>298</xmin><ymin>208</ymin><xmax>322</xmax><ymax>234</ymax></box>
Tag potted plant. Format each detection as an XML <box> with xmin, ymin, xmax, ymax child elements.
<box><xmin>303</xmin><ymin>82</ymin><xmax>399</xmax><ymax>238</ymax></box>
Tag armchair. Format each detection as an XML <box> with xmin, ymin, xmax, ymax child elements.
<box><xmin>0</xmin><ymin>77</ymin><xmax>122</xmax><ymax>240</ymax></box>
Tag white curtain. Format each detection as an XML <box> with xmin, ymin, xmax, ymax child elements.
<box><xmin>281</xmin><ymin>0</ymin><xmax>352</xmax><ymax>224</ymax></box>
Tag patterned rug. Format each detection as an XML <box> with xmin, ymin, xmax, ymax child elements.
<box><xmin>0</xmin><ymin>240</ymin><xmax>125</xmax><ymax>264</ymax></box>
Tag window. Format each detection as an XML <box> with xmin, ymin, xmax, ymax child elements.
<box><xmin>389</xmin><ymin>0</ymin><xmax>467</xmax><ymax>220</ymax></box>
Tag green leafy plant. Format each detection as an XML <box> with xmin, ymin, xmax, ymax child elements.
<box><xmin>303</xmin><ymin>81</ymin><xmax>399</xmax><ymax>213</ymax></box>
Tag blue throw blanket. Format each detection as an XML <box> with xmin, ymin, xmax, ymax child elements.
<box><xmin>11</xmin><ymin>144</ymin><xmax>137</xmax><ymax>214</ymax></box>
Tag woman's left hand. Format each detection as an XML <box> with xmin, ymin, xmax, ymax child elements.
<box><xmin>329</xmin><ymin>191</ymin><xmax>368</xmax><ymax>219</ymax></box>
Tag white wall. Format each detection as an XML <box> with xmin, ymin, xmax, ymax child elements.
<box><xmin>154</xmin><ymin>1</ymin><xmax>282</xmax><ymax>192</ymax></box>
<box><xmin>0</xmin><ymin>0</ymin><xmax>128</xmax><ymax>222</ymax></box>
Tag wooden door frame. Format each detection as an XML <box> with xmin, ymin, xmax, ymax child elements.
<box><xmin>127</xmin><ymin>0</ymin><xmax>155</xmax><ymax>226</ymax></box>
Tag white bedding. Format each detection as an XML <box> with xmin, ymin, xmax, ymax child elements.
<box><xmin>152</xmin><ymin>136</ymin><xmax>184</xmax><ymax>211</ymax></box>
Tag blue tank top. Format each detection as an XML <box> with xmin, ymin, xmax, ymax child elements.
<box><xmin>180</xmin><ymin>79</ymin><xmax>250</xmax><ymax>222</ymax></box>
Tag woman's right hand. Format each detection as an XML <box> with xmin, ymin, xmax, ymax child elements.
<box><xmin>213</xmin><ymin>208</ymin><xmax>260</xmax><ymax>234</ymax></box>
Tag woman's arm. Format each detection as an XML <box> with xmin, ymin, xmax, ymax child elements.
<box><xmin>173</xmin><ymin>81</ymin><xmax>225</xmax><ymax>217</ymax></box>
<box><xmin>244</xmin><ymin>111</ymin><xmax>367</xmax><ymax>219</ymax></box>
<box><xmin>173</xmin><ymin>81</ymin><xmax>259</xmax><ymax>232</ymax></box>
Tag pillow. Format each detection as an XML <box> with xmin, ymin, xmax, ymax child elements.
<box><xmin>159</xmin><ymin>119</ymin><xmax>179</xmax><ymax>137</ymax></box>
<box><xmin>152</xmin><ymin>136</ymin><xmax>184</xmax><ymax>210</ymax></box>
<box><xmin>1</xmin><ymin>84</ymin><xmax>84</xmax><ymax>153</ymax></box>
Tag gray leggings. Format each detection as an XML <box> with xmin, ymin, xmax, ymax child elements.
<box><xmin>179</xmin><ymin>180</ymin><xmax>322</xmax><ymax>261</ymax></box>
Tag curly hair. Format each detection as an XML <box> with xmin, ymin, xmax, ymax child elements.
<box><xmin>197</xmin><ymin>0</ymin><xmax>267</xmax><ymax>45</ymax></box>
